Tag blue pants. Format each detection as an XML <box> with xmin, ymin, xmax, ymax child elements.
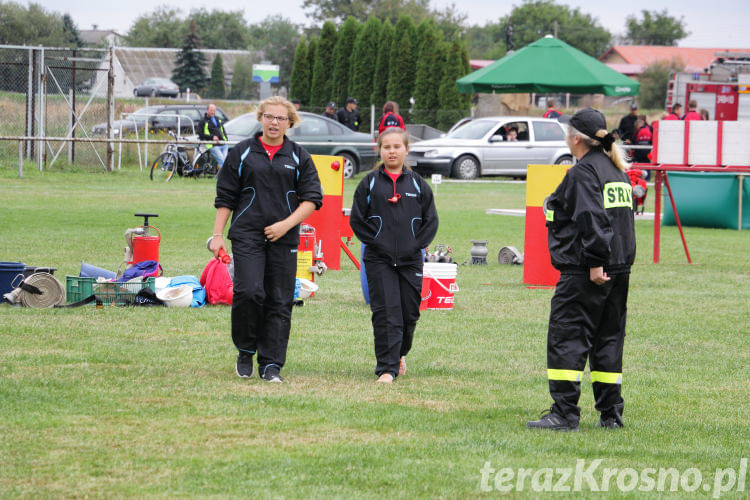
<box><xmin>209</xmin><ymin>145</ymin><xmax>228</xmax><ymax>167</ymax></box>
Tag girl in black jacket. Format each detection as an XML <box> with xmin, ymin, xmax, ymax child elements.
<box><xmin>211</xmin><ymin>96</ymin><xmax>323</xmax><ymax>383</ymax></box>
<box><xmin>350</xmin><ymin>128</ymin><xmax>439</xmax><ymax>383</ymax></box>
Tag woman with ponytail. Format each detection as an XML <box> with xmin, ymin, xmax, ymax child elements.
<box><xmin>526</xmin><ymin>108</ymin><xmax>636</xmax><ymax>432</ymax></box>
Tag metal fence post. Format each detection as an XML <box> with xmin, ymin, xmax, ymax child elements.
<box><xmin>106</xmin><ymin>46</ymin><xmax>114</xmax><ymax>171</ymax></box>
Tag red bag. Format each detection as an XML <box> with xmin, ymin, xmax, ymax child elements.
<box><xmin>200</xmin><ymin>258</ymin><xmax>233</xmax><ymax>305</ymax></box>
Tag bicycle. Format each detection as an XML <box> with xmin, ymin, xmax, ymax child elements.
<box><xmin>150</xmin><ymin>131</ymin><xmax>220</xmax><ymax>181</ymax></box>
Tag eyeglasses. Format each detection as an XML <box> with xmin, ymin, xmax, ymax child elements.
<box><xmin>262</xmin><ymin>113</ymin><xmax>289</xmax><ymax>123</ymax></box>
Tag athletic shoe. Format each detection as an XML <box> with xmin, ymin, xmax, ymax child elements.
<box><xmin>236</xmin><ymin>352</ymin><xmax>253</xmax><ymax>378</ymax></box>
<box><xmin>377</xmin><ymin>373</ymin><xmax>394</xmax><ymax>384</ymax></box>
<box><xmin>596</xmin><ymin>417</ymin><xmax>623</xmax><ymax>429</ymax></box>
<box><xmin>526</xmin><ymin>408</ymin><xmax>579</xmax><ymax>432</ymax></box>
<box><xmin>260</xmin><ymin>364</ymin><xmax>283</xmax><ymax>383</ymax></box>
<box><xmin>398</xmin><ymin>357</ymin><xmax>407</xmax><ymax>376</ymax></box>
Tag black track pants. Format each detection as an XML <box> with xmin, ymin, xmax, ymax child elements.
<box><xmin>365</xmin><ymin>259</ymin><xmax>423</xmax><ymax>377</ymax></box>
<box><xmin>547</xmin><ymin>272</ymin><xmax>629</xmax><ymax>424</ymax></box>
<box><xmin>231</xmin><ymin>239</ymin><xmax>297</xmax><ymax>371</ymax></box>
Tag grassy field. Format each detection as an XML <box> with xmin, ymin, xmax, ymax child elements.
<box><xmin>0</xmin><ymin>166</ymin><xmax>748</xmax><ymax>498</ymax></box>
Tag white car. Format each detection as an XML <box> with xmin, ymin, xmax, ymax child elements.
<box><xmin>408</xmin><ymin>116</ymin><xmax>573</xmax><ymax>179</ymax></box>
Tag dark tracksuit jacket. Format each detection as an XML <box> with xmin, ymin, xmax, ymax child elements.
<box><xmin>215</xmin><ymin>131</ymin><xmax>323</xmax><ymax>371</ymax></box>
<box><xmin>337</xmin><ymin>108</ymin><xmax>361</xmax><ymax>131</ymax></box>
<box><xmin>350</xmin><ymin>166</ymin><xmax>438</xmax><ymax>377</ymax></box>
<box><xmin>543</xmin><ymin>148</ymin><xmax>636</xmax><ymax>424</ymax></box>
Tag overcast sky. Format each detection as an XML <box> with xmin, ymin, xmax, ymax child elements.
<box><xmin>25</xmin><ymin>0</ymin><xmax>750</xmax><ymax>48</ymax></box>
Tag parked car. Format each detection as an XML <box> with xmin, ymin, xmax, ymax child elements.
<box><xmin>133</xmin><ymin>78</ymin><xmax>179</xmax><ymax>98</ymax></box>
<box><xmin>92</xmin><ymin>104</ymin><xmax>229</xmax><ymax>136</ymax></box>
<box><xmin>407</xmin><ymin>116</ymin><xmax>574</xmax><ymax>179</ymax></box>
<box><xmin>224</xmin><ymin>111</ymin><xmax>377</xmax><ymax>179</ymax></box>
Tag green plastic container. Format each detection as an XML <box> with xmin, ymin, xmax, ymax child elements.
<box><xmin>65</xmin><ymin>276</ymin><xmax>155</xmax><ymax>305</ymax></box>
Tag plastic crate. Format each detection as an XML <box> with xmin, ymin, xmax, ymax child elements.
<box><xmin>65</xmin><ymin>276</ymin><xmax>155</xmax><ymax>305</ymax></box>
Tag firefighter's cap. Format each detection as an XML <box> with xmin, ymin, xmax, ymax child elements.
<box><xmin>558</xmin><ymin>108</ymin><xmax>614</xmax><ymax>151</ymax></box>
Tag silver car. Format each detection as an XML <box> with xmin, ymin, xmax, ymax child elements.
<box><xmin>408</xmin><ymin>116</ymin><xmax>573</xmax><ymax>179</ymax></box>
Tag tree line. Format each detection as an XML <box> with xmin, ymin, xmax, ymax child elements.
<box><xmin>290</xmin><ymin>16</ymin><xmax>471</xmax><ymax>130</ymax></box>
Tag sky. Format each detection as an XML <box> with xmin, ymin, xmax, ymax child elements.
<box><xmin>26</xmin><ymin>0</ymin><xmax>750</xmax><ymax>48</ymax></box>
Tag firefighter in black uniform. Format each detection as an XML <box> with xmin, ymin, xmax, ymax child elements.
<box><xmin>350</xmin><ymin>128</ymin><xmax>439</xmax><ymax>383</ymax></box>
<box><xmin>526</xmin><ymin>108</ymin><xmax>636</xmax><ymax>431</ymax></box>
<box><xmin>211</xmin><ymin>96</ymin><xmax>323</xmax><ymax>383</ymax></box>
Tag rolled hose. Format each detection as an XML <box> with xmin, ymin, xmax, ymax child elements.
<box><xmin>18</xmin><ymin>272</ymin><xmax>65</xmax><ymax>308</ymax></box>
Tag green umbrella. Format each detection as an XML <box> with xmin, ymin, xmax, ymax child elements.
<box><xmin>457</xmin><ymin>35</ymin><xmax>639</xmax><ymax>96</ymax></box>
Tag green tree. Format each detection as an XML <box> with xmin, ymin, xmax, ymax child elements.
<box><xmin>310</xmin><ymin>21</ymin><xmax>338</xmax><ymax>107</ymax></box>
<box><xmin>638</xmin><ymin>60</ymin><xmax>685</xmax><ymax>109</ymax></box>
<box><xmin>625</xmin><ymin>10</ymin><xmax>689</xmax><ymax>46</ymax></box>
<box><xmin>413</xmin><ymin>19</ymin><xmax>443</xmax><ymax>125</ymax></box>
<box><xmin>229</xmin><ymin>55</ymin><xmax>255</xmax><ymax>99</ymax></box>
<box><xmin>306</xmin><ymin>37</ymin><xmax>318</xmax><ymax>99</ymax></box>
<box><xmin>248</xmin><ymin>15</ymin><xmax>301</xmax><ymax>94</ymax></box>
<box><xmin>61</xmin><ymin>13</ymin><xmax>84</xmax><ymax>47</ymax></box>
<box><xmin>125</xmin><ymin>6</ymin><xmax>186</xmax><ymax>47</ymax></box>
<box><xmin>190</xmin><ymin>9</ymin><xmax>250</xmax><ymax>50</ymax></box>
<box><xmin>172</xmin><ymin>20</ymin><xmax>208</xmax><ymax>94</ymax></box>
<box><xmin>464</xmin><ymin>23</ymin><xmax>506</xmax><ymax>60</ymax></box>
<box><xmin>370</xmin><ymin>20</ymin><xmax>394</xmax><ymax>110</ymax></box>
<box><xmin>438</xmin><ymin>39</ymin><xmax>470</xmax><ymax>131</ymax></box>
<box><xmin>290</xmin><ymin>37</ymin><xmax>311</xmax><ymax>105</ymax></box>
<box><xmin>332</xmin><ymin>17</ymin><xmax>361</xmax><ymax>107</ymax></box>
<box><xmin>500</xmin><ymin>0</ymin><xmax>611</xmax><ymax>57</ymax></box>
<box><xmin>0</xmin><ymin>2</ymin><xmax>70</xmax><ymax>46</ymax></box>
<box><xmin>350</xmin><ymin>17</ymin><xmax>382</xmax><ymax>127</ymax></box>
<box><xmin>387</xmin><ymin>15</ymin><xmax>417</xmax><ymax>114</ymax></box>
<box><xmin>208</xmin><ymin>53</ymin><xmax>225</xmax><ymax>98</ymax></box>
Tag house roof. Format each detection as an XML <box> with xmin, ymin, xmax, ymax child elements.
<box><xmin>79</xmin><ymin>29</ymin><xmax>122</xmax><ymax>46</ymax></box>
<box><xmin>113</xmin><ymin>47</ymin><xmax>254</xmax><ymax>86</ymax></box>
<box><xmin>599</xmin><ymin>46</ymin><xmax>750</xmax><ymax>73</ymax></box>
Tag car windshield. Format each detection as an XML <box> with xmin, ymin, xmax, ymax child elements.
<box><xmin>224</xmin><ymin>113</ymin><xmax>259</xmax><ymax>136</ymax></box>
<box><xmin>124</xmin><ymin>107</ymin><xmax>159</xmax><ymax>122</ymax></box>
<box><xmin>448</xmin><ymin>120</ymin><xmax>498</xmax><ymax>139</ymax></box>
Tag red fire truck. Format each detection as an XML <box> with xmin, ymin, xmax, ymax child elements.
<box><xmin>665</xmin><ymin>51</ymin><xmax>750</xmax><ymax>120</ymax></box>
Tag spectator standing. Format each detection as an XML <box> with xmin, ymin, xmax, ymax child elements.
<box><xmin>663</xmin><ymin>103</ymin><xmax>682</xmax><ymax>121</ymax></box>
<box><xmin>543</xmin><ymin>98</ymin><xmax>561</xmax><ymax>119</ymax></box>
<box><xmin>198</xmin><ymin>103</ymin><xmax>228</xmax><ymax>168</ymax></box>
<box><xmin>291</xmin><ymin>99</ymin><xmax>301</xmax><ymax>110</ymax></box>
<box><xmin>617</xmin><ymin>103</ymin><xmax>639</xmax><ymax>144</ymax></box>
<box><xmin>377</xmin><ymin>101</ymin><xmax>406</xmax><ymax>135</ymax></box>
<box><xmin>632</xmin><ymin>116</ymin><xmax>652</xmax><ymax>164</ymax></box>
<box><xmin>337</xmin><ymin>97</ymin><xmax>361</xmax><ymax>131</ymax></box>
<box><xmin>211</xmin><ymin>96</ymin><xmax>323</xmax><ymax>383</ymax></box>
<box><xmin>682</xmin><ymin>100</ymin><xmax>702</xmax><ymax>121</ymax></box>
<box><xmin>699</xmin><ymin>108</ymin><xmax>710</xmax><ymax>120</ymax></box>
<box><xmin>322</xmin><ymin>102</ymin><xmax>338</xmax><ymax>121</ymax></box>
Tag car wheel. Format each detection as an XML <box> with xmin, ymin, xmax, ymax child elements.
<box><xmin>451</xmin><ymin>154</ymin><xmax>479</xmax><ymax>179</ymax></box>
<box><xmin>555</xmin><ymin>155</ymin><xmax>574</xmax><ymax>165</ymax></box>
<box><xmin>341</xmin><ymin>152</ymin><xmax>357</xmax><ymax>179</ymax></box>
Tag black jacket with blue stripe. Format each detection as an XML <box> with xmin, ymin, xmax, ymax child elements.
<box><xmin>350</xmin><ymin>166</ymin><xmax>438</xmax><ymax>266</ymax></box>
<box><xmin>545</xmin><ymin>149</ymin><xmax>636</xmax><ymax>275</ymax></box>
<box><xmin>215</xmin><ymin>131</ymin><xmax>323</xmax><ymax>246</ymax></box>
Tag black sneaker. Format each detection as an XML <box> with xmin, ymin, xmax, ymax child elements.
<box><xmin>260</xmin><ymin>364</ymin><xmax>283</xmax><ymax>383</ymax></box>
<box><xmin>236</xmin><ymin>352</ymin><xmax>253</xmax><ymax>378</ymax></box>
<box><xmin>596</xmin><ymin>417</ymin><xmax>623</xmax><ymax>429</ymax></box>
<box><xmin>526</xmin><ymin>408</ymin><xmax>579</xmax><ymax>432</ymax></box>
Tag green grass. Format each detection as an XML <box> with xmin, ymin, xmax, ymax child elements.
<box><xmin>0</xmin><ymin>167</ymin><xmax>748</xmax><ymax>498</ymax></box>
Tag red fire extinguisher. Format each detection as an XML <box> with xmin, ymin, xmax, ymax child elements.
<box><xmin>128</xmin><ymin>213</ymin><xmax>161</xmax><ymax>264</ymax></box>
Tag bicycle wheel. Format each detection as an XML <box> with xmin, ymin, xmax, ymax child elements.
<box><xmin>194</xmin><ymin>150</ymin><xmax>219</xmax><ymax>178</ymax></box>
<box><xmin>151</xmin><ymin>153</ymin><xmax>177</xmax><ymax>181</ymax></box>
